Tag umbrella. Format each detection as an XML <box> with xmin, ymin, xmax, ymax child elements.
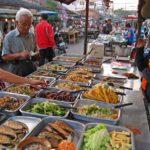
<box><xmin>38</xmin><ymin>10</ymin><xmax>58</xmax><ymax>16</ymax></box>
<box><xmin>122</xmin><ymin>15</ymin><xmax>137</xmax><ymax>20</ymax></box>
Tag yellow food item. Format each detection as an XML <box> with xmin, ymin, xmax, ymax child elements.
<box><xmin>63</xmin><ymin>74</ymin><xmax>89</xmax><ymax>83</ymax></box>
<box><xmin>110</xmin><ymin>131</ymin><xmax>132</xmax><ymax>150</ymax></box>
<box><xmin>55</xmin><ymin>83</ymin><xmax>85</xmax><ymax>90</ymax></box>
<box><xmin>83</xmin><ymin>83</ymin><xmax>119</xmax><ymax>104</ymax></box>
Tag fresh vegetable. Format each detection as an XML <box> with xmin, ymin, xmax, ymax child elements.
<box><xmin>82</xmin><ymin>124</ymin><xmax>132</xmax><ymax>150</ymax></box>
<box><xmin>25</xmin><ymin>101</ymin><xmax>67</xmax><ymax>116</ymax></box>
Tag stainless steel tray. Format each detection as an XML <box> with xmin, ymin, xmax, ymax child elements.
<box><xmin>50</xmin><ymin>80</ymin><xmax>89</xmax><ymax>92</ymax></box>
<box><xmin>27</xmin><ymin>75</ymin><xmax>56</xmax><ymax>86</ymax></box>
<box><xmin>53</xmin><ymin>56</ymin><xmax>82</xmax><ymax>63</ymax></box>
<box><xmin>4</xmin><ymin>84</ymin><xmax>39</xmax><ymax>97</ymax></box>
<box><xmin>59</xmin><ymin>74</ymin><xmax>92</xmax><ymax>86</ymax></box>
<box><xmin>80</xmin><ymin>92</ymin><xmax>123</xmax><ymax>106</ymax></box>
<box><xmin>6</xmin><ymin>116</ymin><xmax>41</xmax><ymax>133</ymax></box>
<box><xmin>2</xmin><ymin>116</ymin><xmax>41</xmax><ymax>149</ymax></box>
<box><xmin>0</xmin><ymin>112</ymin><xmax>7</xmax><ymax>123</ymax></box>
<box><xmin>25</xmin><ymin>117</ymin><xmax>85</xmax><ymax>148</ymax></box>
<box><xmin>39</xmin><ymin>62</ymin><xmax>71</xmax><ymax>72</ymax></box>
<box><xmin>51</xmin><ymin>60</ymin><xmax>76</xmax><ymax>67</ymax></box>
<box><xmin>0</xmin><ymin>91</ymin><xmax>30</xmax><ymax>116</ymax></box>
<box><xmin>77</xmin><ymin>123</ymin><xmax>135</xmax><ymax>150</ymax></box>
<box><xmin>36</xmin><ymin>87</ymin><xmax>80</xmax><ymax>104</ymax></box>
<box><xmin>20</xmin><ymin>98</ymin><xmax>71</xmax><ymax>118</ymax></box>
<box><xmin>61</xmin><ymin>53</ymin><xmax>85</xmax><ymax>58</ymax></box>
<box><xmin>30</xmin><ymin>70</ymin><xmax>60</xmax><ymax>78</ymax></box>
<box><xmin>71</xmin><ymin>99</ymin><xmax>121</xmax><ymax>125</ymax></box>
<box><xmin>84</xmin><ymin>57</ymin><xmax>103</xmax><ymax>68</ymax></box>
<box><xmin>72</xmin><ymin>65</ymin><xmax>101</xmax><ymax>73</ymax></box>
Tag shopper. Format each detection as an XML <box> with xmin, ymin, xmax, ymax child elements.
<box><xmin>35</xmin><ymin>13</ymin><xmax>55</xmax><ymax>66</ymax></box>
<box><xmin>125</xmin><ymin>23</ymin><xmax>134</xmax><ymax>45</ymax></box>
<box><xmin>105</xmin><ymin>19</ymin><xmax>112</xmax><ymax>34</ymax></box>
<box><xmin>0</xmin><ymin>68</ymin><xmax>47</xmax><ymax>90</ymax></box>
<box><xmin>2</xmin><ymin>8</ymin><xmax>38</xmax><ymax>76</ymax></box>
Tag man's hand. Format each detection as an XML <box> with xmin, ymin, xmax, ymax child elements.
<box><xmin>29</xmin><ymin>80</ymin><xmax>48</xmax><ymax>89</ymax></box>
<box><xmin>20</xmin><ymin>50</ymin><xmax>30</xmax><ymax>59</ymax></box>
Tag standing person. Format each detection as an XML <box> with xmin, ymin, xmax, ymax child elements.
<box><xmin>105</xmin><ymin>19</ymin><xmax>112</xmax><ymax>34</ymax></box>
<box><xmin>125</xmin><ymin>23</ymin><xmax>135</xmax><ymax>45</ymax></box>
<box><xmin>2</xmin><ymin>8</ymin><xmax>38</xmax><ymax>77</ymax></box>
<box><xmin>35</xmin><ymin>13</ymin><xmax>55</xmax><ymax>66</ymax></box>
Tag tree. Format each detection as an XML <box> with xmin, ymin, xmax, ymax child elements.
<box><xmin>114</xmin><ymin>8</ymin><xmax>131</xmax><ymax>18</ymax></box>
<box><xmin>46</xmin><ymin>0</ymin><xmax>58</xmax><ymax>11</ymax></box>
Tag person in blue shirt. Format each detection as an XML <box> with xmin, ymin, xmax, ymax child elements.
<box><xmin>125</xmin><ymin>23</ymin><xmax>134</xmax><ymax>45</ymax></box>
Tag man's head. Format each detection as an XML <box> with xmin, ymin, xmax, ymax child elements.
<box><xmin>107</xmin><ymin>19</ymin><xmax>112</xmax><ymax>24</ymax></box>
<box><xmin>16</xmin><ymin>8</ymin><xmax>33</xmax><ymax>35</ymax></box>
<box><xmin>126</xmin><ymin>23</ymin><xmax>131</xmax><ymax>29</ymax></box>
<box><xmin>41</xmin><ymin>13</ymin><xmax>48</xmax><ymax>20</ymax></box>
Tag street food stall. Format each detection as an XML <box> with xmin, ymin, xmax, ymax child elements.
<box><xmin>0</xmin><ymin>53</ymin><xmax>150</xmax><ymax>149</ymax></box>
<box><xmin>0</xmin><ymin>0</ymin><xmax>150</xmax><ymax>149</ymax></box>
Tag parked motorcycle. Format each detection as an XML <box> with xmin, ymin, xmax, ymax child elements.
<box><xmin>54</xmin><ymin>32</ymin><xmax>66</xmax><ymax>54</ymax></box>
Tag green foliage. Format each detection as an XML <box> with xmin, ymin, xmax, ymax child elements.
<box><xmin>46</xmin><ymin>0</ymin><xmax>58</xmax><ymax>11</ymax></box>
<box><xmin>114</xmin><ymin>8</ymin><xmax>132</xmax><ymax>18</ymax></box>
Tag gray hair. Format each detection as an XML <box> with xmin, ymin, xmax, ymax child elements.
<box><xmin>16</xmin><ymin>8</ymin><xmax>33</xmax><ymax>22</ymax></box>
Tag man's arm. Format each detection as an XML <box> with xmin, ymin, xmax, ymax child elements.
<box><xmin>0</xmin><ymin>69</ymin><xmax>47</xmax><ymax>88</ymax></box>
<box><xmin>47</xmin><ymin>25</ymin><xmax>55</xmax><ymax>47</ymax></box>
<box><xmin>2</xmin><ymin>50</ymin><xmax>30</xmax><ymax>61</ymax></box>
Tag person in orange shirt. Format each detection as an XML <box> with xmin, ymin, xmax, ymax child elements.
<box><xmin>35</xmin><ymin>14</ymin><xmax>56</xmax><ymax>66</ymax></box>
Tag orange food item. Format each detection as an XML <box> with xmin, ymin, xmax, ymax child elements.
<box><xmin>58</xmin><ymin>140</ymin><xmax>76</xmax><ymax>150</ymax></box>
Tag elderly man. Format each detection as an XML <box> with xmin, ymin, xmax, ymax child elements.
<box><xmin>2</xmin><ymin>8</ymin><xmax>38</xmax><ymax>76</ymax></box>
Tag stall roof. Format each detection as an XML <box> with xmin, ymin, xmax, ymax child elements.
<box><xmin>0</xmin><ymin>0</ymin><xmax>46</xmax><ymax>10</ymax></box>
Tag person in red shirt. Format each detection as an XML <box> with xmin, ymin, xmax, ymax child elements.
<box><xmin>35</xmin><ymin>14</ymin><xmax>55</xmax><ymax>66</ymax></box>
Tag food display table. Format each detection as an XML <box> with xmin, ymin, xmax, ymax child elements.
<box><xmin>0</xmin><ymin>54</ymin><xmax>150</xmax><ymax>149</ymax></box>
<box><xmin>102</xmin><ymin>63</ymin><xmax>150</xmax><ymax>150</ymax></box>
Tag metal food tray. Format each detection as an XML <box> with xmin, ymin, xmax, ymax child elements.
<box><xmin>77</xmin><ymin>123</ymin><xmax>135</xmax><ymax>150</ymax></box>
<box><xmin>27</xmin><ymin>75</ymin><xmax>56</xmax><ymax>86</ymax></box>
<box><xmin>84</xmin><ymin>57</ymin><xmax>103</xmax><ymax>68</ymax></box>
<box><xmin>50</xmin><ymin>80</ymin><xmax>90</xmax><ymax>92</ymax></box>
<box><xmin>4</xmin><ymin>84</ymin><xmax>39</xmax><ymax>97</ymax></box>
<box><xmin>25</xmin><ymin>117</ymin><xmax>85</xmax><ymax>148</ymax></box>
<box><xmin>59</xmin><ymin>75</ymin><xmax>92</xmax><ymax>86</ymax></box>
<box><xmin>2</xmin><ymin>116</ymin><xmax>41</xmax><ymax>149</ymax></box>
<box><xmin>53</xmin><ymin>56</ymin><xmax>82</xmax><ymax>63</ymax></box>
<box><xmin>0</xmin><ymin>112</ymin><xmax>7</xmax><ymax>123</ymax></box>
<box><xmin>36</xmin><ymin>87</ymin><xmax>80</xmax><ymax>104</ymax></box>
<box><xmin>20</xmin><ymin>98</ymin><xmax>71</xmax><ymax>119</ymax></box>
<box><xmin>39</xmin><ymin>62</ymin><xmax>71</xmax><ymax>72</ymax></box>
<box><xmin>61</xmin><ymin>53</ymin><xmax>85</xmax><ymax>58</ymax></box>
<box><xmin>91</xmin><ymin>75</ymin><xmax>127</xmax><ymax>86</ymax></box>
<box><xmin>51</xmin><ymin>60</ymin><xmax>76</xmax><ymax>67</ymax></box>
<box><xmin>80</xmin><ymin>92</ymin><xmax>123</xmax><ymax>106</ymax></box>
<box><xmin>73</xmin><ymin>65</ymin><xmax>102</xmax><ymax>73</ymax></box>
<box><xmin>30</xmin><ymin>70</ymin><xmax>60</xmax><ymax>79</ymax></box>
<box><xmin>0</xmin><ymin>91</ymin><xmax>30</xmax><ymax>116</ymax></box>
<box><xmin>6</xmin><ymin>116</ymin><xmax>41</xmax><ymax>133</ymax></box>
<box><xmin>71</xmin><ymin>99</ymin><xmax>121</xmax><ymax>125</ymax></box>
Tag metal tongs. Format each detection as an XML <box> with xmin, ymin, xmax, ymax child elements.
<box><xmin>62</xmin><ymin>102</ymin><xmax>133</xmax><ymax>110</ymax></box>
<box><xmin>108</xmin><ymin>82</ymin><xmax>133</xmax><ymax>90</ymax></box>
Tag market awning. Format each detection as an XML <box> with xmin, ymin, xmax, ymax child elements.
<box><xmin>122</xmin><ymin>15</ymin><xmax>137</xmax><ymax>20</ymax></box>
<box><xmin>38</xmin><ymin>11</ymin><xmax>58</xmax><ymax>16</ymax></box>
<box><xmin>0</xmin><ymin>0</ymin><xmax>46</xmax><ymax>10</ymax></box>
